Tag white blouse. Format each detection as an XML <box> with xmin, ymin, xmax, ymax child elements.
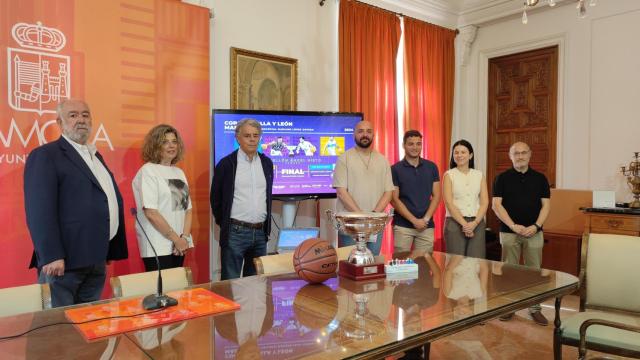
<box><xmin>132</xmin><ymin>163</ymin><xmax>192</xmax><ymax>257</ymax></box>
<box><xmin>446</xmin><ymin>167</ymin><xmax>483</xmax><ymax>217</ymax></box>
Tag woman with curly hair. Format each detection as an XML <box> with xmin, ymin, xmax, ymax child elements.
<box><xmin>132</xmin><ymin>124</ymin><xmax>193</xmax><ymax>271</ymax></box>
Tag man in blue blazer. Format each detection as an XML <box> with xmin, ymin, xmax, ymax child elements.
<box><xmin>24</xmin><ymin>99</ymin><xmax>128</xmax><ymax>307</ymax></box>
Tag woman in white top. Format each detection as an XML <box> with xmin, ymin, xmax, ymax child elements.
<box><xmin>133</xmin><ymin>124</ymin><xmax>193</xmax><ymax>271</ymax></box>
<box><xmin>442</xmin><ymin>140</ymin><xmax>489</xmax><ymax>258</ymax></box>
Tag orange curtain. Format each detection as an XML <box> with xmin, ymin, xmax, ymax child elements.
<box><xmin>339</xmin><ymin>0</ymin><xmax>401</xmax><ymax>256</ymax></box>
<box><xmin>403</xmin><ymin>18</ymin><xmax>456</xmax><ymax>252</ymax></box>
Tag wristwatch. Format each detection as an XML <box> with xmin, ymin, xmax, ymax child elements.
<box><xmin>534</xmin><ymin>223</ymin><xmax>542</xmax><ymax>232</ymax></box>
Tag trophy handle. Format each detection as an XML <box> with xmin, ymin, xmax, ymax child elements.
<box><xmin>325</xmin><ymin>209</ymin><xmax>335</xmax><ymax>221</ymax></box>
<box><xmin>325</xmin><ymin>209</ymin><xmax>341</xmax><ymax>230</ymax></box>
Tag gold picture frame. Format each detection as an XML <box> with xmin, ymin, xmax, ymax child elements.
<box><xmin>230</xmin><ymin>47</ymin><xmax>298</xmax><ymax>110</ymax></box>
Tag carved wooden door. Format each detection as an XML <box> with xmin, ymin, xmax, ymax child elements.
<box><xmin>487</xmin><ymin>46</ymin><xmax>558</xmax><ymax>235</ymax></box>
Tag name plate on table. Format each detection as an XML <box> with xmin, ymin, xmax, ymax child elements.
<box><xmin>65</xmin><ymin>288</ymin><xmax>240</xmax><ymax>341</ymax></box>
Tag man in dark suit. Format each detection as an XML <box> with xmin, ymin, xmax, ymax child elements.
<box><xmin>211</xmin><ymin>118</ymin><xmax>273</xmax><ymax>280</ymax></box>
<box><xmin>24</xmin><ymin>99</ymin><xmax>128</xmax><ymax>307</ymax></box>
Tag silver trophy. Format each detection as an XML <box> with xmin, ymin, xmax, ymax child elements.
<box><xmin>326</xmin><ymin>210</ymin><xmax>392</xmax><ymax>265</ymax></box>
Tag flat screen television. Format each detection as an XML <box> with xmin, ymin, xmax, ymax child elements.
<box><xmin>212</xmin><ymin>110</ymin><xmax>362</xmax><ymax>199</ymax></box>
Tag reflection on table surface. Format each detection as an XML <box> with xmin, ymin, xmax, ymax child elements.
<box><xmin>128</xmin><ymin>251</ymin><xmax>577</xmax><ymax>359</ymax></box>
<box><xmin>0</xmin><ymin>308</ymin><xmax>148</xmax><ymax>359</ymax></box>
<box><xmin>0</xmin><ymin>251</ymin><xmax>578</xmax><ymax>360</ymax></box>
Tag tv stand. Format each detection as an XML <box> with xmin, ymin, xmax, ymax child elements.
<box><xmin>274</xmin><ymin>196</ymin><xmax>319</xmax><ymax>228</ymax></box>
<box><xmin>273</xmin><ymin>195</ymin><xmax>319</xmax><ymax>228</ymax></box>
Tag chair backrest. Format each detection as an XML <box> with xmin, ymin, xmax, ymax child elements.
<box><xmin>255</xmin><ymin>245</ymin><xmax>356</xmax><ymax>275</ymax></box>
<box><xmin>584</xmin><ymin>233</ymin><xmax>640</xmax><ymax>312</ymax></box>
<box><xmin>254</xmin><ymin>252</ymin><xmax>294</xmax><ymax>275</ymax></box>
<box><xmin>110</xmin><ymin>267</ymin><xmax>193</xmax><ymax>298</ymax></box>
<box><xmin>0</xmin><ymin>283</ymin><xmax>51</xmax><ymax>317</ymax></box>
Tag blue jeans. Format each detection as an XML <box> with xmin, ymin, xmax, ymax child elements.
<box><xmin>38</xmin><ymin>263</ymin><xmax>106</xmax><ymax>307</ymax></box>
<box><xmin>221</xmin><ymin>224</ymin><xmax>267</xmax><ymax>280</ymax></box>
<box><xmin>338</xmin><ymin>231</ymin><xmax>383</xmax><ymax>256</ymax></box>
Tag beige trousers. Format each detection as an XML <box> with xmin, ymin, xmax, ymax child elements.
<box><xmin>500</xmin><ymin>231</ymin><xmax>544</xmax><ymax>312</ymax></box>
<box><xmin>393</xmin><ymin>225</ymin><xmax>434</xmax><ymax>254</ymax></box>
<box><xmin>499</xmin><ymin>231</ymin><xmax>544</xmax><ymax>269</ymax></box>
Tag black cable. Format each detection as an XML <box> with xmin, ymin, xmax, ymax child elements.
<box><xmin>271</xmin><ymin>214</ymin><xmax>281</xmax><ymax>246</ymax></box>
<box><xmin>291</xmin><ymin>201</ymin><xmax>300</xmax><ymax>227</ymax></box>
<box><xmin>0</xmin><ymin>307</ymin><xmax>165</xmax><ymax>341</ymax></box>
<box><xmin>270</xmin><ymin>214</ymin><xmax>280</xmax><ymax>231</ymax></box>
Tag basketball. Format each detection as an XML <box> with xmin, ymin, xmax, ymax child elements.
<box><xmin>293</xmin><ymin>238</ymin><xmax>338</xmax><ymax>284</ymax></box>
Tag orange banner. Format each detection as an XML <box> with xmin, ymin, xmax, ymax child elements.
<box><xmin>0</xmin><ymin>0</ymin><xmax>210</xmax><ymax>292</ymax></box>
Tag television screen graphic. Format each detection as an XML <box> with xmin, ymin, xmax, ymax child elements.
<box><xmin>212</xmin><ymin>110</ymin><xmax>362</xmax><ymax>198</ymax></box>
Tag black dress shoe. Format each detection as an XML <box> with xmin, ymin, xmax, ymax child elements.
<box><xmin>530</xmin><ymin>310</ymin><xmax>548</xmax><ymax>326</ymax></box>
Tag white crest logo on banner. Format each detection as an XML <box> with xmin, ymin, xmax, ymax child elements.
<box><xmin>7</xmin><ymin>22</ymin><xmax>70</xmax><ymax>115</ymax></box>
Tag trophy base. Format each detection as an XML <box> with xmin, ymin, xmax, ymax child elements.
<box><xmin>338</xmin><ymin>259</ymin><xmax>386</xmax><ymax>281</ymax></box>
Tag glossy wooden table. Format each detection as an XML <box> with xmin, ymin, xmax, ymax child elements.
<box><xmin>0</xmin><ymin>308</ymin><xmax>150</xmax><ymax>359</ymax></box>
<box><xmin>0</xmin><ymin>252</ymin><xmax>578</xmax><ymax>359</ymax></box>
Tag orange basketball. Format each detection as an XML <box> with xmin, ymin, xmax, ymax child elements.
<box><xmin>293</xmin><ymin>238</ymin><xmax>338</xmax><ymax>284</ymax></box>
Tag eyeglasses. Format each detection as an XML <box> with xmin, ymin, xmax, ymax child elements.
<box><xmin>512</xmin><ymin>151</ymin><xmax>530</xmax><ymax>157</ymax></box>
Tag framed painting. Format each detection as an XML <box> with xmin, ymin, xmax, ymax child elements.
<box><xmin>230</xmin><ymin>47</ymin><xmax>298</xmax><ymax>110</ymax></box>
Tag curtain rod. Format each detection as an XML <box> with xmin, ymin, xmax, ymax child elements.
<box><xmin>330</xmin><ymin>0</ymin><xmax>459</xmax><ymax>35</ymax></box>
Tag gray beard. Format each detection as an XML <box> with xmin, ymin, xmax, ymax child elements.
<box><xmin>65</xmin><ymin>132</ymin><xmax>89</xmax><ymax>144</ymax></box>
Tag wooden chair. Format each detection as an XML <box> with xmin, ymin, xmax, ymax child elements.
<box><xmin>0</xmin><ymin>283</ymin><xmax>51</xmax><ymax>317</ymax></box>
<box><xmin>254</xmin><ymin>245</ymin><xmax>356</xmax><ymax>275</ymax></box>
<box><xmin>554</xmin><ymin>233</ymin><xmax>640</xmax><ymax>359</ymax></box>
<box><xmin>110</xmin><ymin>267</ymin><xmax>193</xmax><ymax>298</ymax></box>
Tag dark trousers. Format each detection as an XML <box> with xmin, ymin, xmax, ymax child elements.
<box><xmin>142</xmin><ymin>255</ymin><xmax>185</xmax><ymax>272</ymax></box>
<box><xmin>38</xmin><ymin>263</ymin><xmax>106</xmax><ymax>307</ymax></box>
<box><xmin>220</xmin><ymin>224</ymin><xmax>267</xmax><ymax>280</ymax></box>
<box><xmin>444</xmin><ymin>217</ymin><xmax>486</xmax><ymax>258</ymax></box>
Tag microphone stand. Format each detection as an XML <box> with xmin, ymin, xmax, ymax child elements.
<box><xmin>132</xmin><ymin>208</ymin><xmax>178</xmax><ymax>310</ymax></box>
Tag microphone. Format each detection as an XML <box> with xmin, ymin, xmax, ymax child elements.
<box><xmin>131</xmin><ymin>208</ymin><xmax>178</xmax><ymax>310</ymax></box>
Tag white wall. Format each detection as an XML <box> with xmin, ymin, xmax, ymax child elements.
<box><xmin>196</xmin><ymin>0</ymin><xmax>640</xmax><ymax>278</ymax></box>
<box><xmin>454</xmin><ymin>0</ymin><xmax>640</xmax><ymax>202</ymax></box>
<box><xmin>208</xmin><ymin>0</ymin><xmax>340</xmax><ymax>278</ymax></box>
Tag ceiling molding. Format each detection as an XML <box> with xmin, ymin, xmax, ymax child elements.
<box><xmin>365</xmin><ymin>0</ymin><xmax>575</xmax><ymax>29</ymax></box>
<box><xmin>457</xmin><ymin>0</ymin><xmax>574</xmax><ymax>27</ymax></box>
